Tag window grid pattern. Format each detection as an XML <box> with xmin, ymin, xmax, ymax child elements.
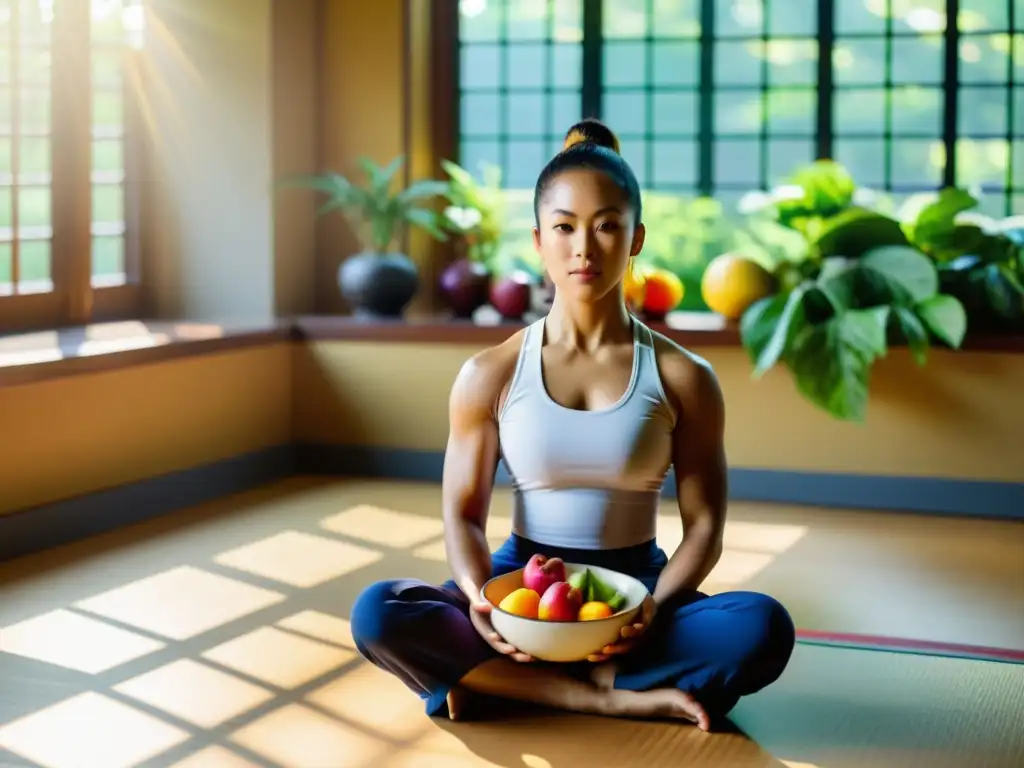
<box><xmin>0</xmin><ymin>0</ymin><xmax>138</xmax><ymax>299</ymax></box>
<box><xmin>831</xmin><ymin>1</ymin><xmax>948</xmax><ymax>201</ymax></box>
<box><xmin>458</xmin><ymin>0</ymin><xmax>584</xmax><ymax>189</ymax></box>
<box><xmin>601</xmin><ymin>0</ymin><xmax>701</xmax><ymax>195</ymax></box>
<box><xmin>953</xmin><ymin>0</ymin><xmax>1022</xmax><ymax>216</ymax></box>
<box><xmin>457</xmin><ymin>0</ymin><xmax>1022</xmax><ymax>216</ymax></box>
<box><xmin>1</xmin><ymin>0</ymin><xmax>53</xmax><ymax>296</ymax></box>
<box><xmin>90</xmin><ymin>0</ymin><xmax>137</xmax><ymax>288</ymax></box>
<box><xmin>707</xmin><ymin>0</ymin><xmax>820</xmax><ymax>197</ymax></box>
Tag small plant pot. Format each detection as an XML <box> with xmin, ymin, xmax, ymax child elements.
<box><xmin>338</xmin><ymin>252</ymin><xmax>419</xmax><ymax>319</ymax></box>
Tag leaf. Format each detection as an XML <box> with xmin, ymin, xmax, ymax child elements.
<box><xmin>914</xmin><ymin>187</ymin><xmax>979</xmax><ymax>237</ymax></box>
<box><xmin>786</xmin><ymin>306</ymin><xmax>890</xmax><ymax>422</ymax></box>
<box><xmin>916</xmin><ymin>294</ymin><xmax>967</xmax><ymax>348</ymax></box>
<box><xmin>360</xmin><ymin>155</ymin><xmax>403</xmax><ymax>191</ymax></box>
<box><xmin>277</xmin><ymin>172</ymin><xmax>357</xmax><ymax>202</ymax></box>
<box><xmin>816</xmin><ymin>257</ymin><xmax>858</xmax><ymax>310</ymax></box>
<box><xmin>860</xmin><ymin>245</ymin><xmax>939</xmax><ymax>303</ymax></box>
<box><xmin>789</xmin><ymin>159</ymin><xmax>857</xmax><ymax>215</ymax></box>
<box><xmin>984</xmin><ymin>264</ymin><xmax>1024</xmax><ymax>321</ymax></box>
<box><xmin>755</xmin><ymin>286</ymin><xmax>809</xmax><ymax>376</ymax></box>
<box><xmin>398</xmin><ymin>179</ymin><xmax>449</xmax><ymax>203</ymax></box>
<box><xmin>740</xmin><ymin>286</ymin><xmax>810</xmax><ymax>377</ymax></box>
<box><xmin>818</xmin><ymin>256</ymin><xmax>904</xmax><ymax>311</ymax></box>
<box><xmin>890</xmin><ymin>306</ymin><xmax>929</xmax><ymax>365</ymax></box>
<box><xmin>812</xmin><ymin>207</ymin><xmax>909</xmax><ymax>259</ymax></box>
<box><xmin>405</xmin><ymin>207</ymin><xmax>449</xmax><ymax>241</ymax></box>
<box><xmin>440</xmin><ymin>159</ymin><xmax>476</xmax><ymax>189</ymax></box>
<box><xmin>739</xmin><ymin>295</ymin><xmax>782</xmax><ymax>364</ymax></box>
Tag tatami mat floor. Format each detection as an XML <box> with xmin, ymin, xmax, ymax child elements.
<box><xmin>1</xmin><ymin>478</ymin><xmax>1022</xmax><ymax>767</ymax></box>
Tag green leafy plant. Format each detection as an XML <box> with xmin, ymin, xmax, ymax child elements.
<box><xmin>738</xmin><ymin>160</ymin><xmax>975</xmax><ymax>422</ymax></box>
<box><xmin>439</xmin><ymin>159</ymin><xmax>506</xmax><ymax>268</ymax></box>
<box><xmin>278</xmin><ymin>156</ymin><xmax>449</xmax><ymax>253</ymax></box>
<box><xmin>742</xmin><ymin>245</ymin><xmax>967</xmax><ymax>421</ymax></box>
<box><xmin>898</xmin><ymin>191</ymin><xmax>1024</xmax><ymax>332</ymax></box>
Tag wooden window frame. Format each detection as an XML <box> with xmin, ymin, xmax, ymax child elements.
<box><xmin>0</xmin><ymin>0</ymin><xmax>143</xmax><ymax>336</ymax></box>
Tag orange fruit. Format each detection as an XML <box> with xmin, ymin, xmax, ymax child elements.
<box><xmin>623</xmin><ymin>264</ymin><xmax>647</xmax><ymax>310</ymax></box>
<box><xmin>700</xmin><ymin>253</ymin><xmax>776</xmax><ymax>321</ymax></box>
<box><xmin>498</xmin><ymin>587</ymin><xmax>540</xmax><ymax>619</ymax></box>
<box><xmin>641</xmin><ymin>268</ymin><xmax>685</xmax><ymax>315</ymax></box>
<box><xmin>578</xmin><ymin>601</ymin><xmax>614</xmax><ymax>621</ymax></box>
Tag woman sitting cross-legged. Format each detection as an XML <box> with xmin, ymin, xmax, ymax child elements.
<box><xmin>350</xmin><ymin>118</ymin><xmax>795</xmax><ymax>731</ymax></box>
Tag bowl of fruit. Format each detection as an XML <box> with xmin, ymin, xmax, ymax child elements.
<box><xmin>481</xmin><ymin>554</ymin><xmax>649</xmax><ymax>663</ymax></box>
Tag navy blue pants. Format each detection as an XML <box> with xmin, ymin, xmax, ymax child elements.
<box><xmin>350</xmin><ymin>534</ymin><xmax>795</xmax><ymax>719</ymax></box>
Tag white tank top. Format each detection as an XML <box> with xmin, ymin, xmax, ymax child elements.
<box><xmin>497</xmin><ymin>316</ymin><xmax>677</xmax><ymax>550</ymax></box>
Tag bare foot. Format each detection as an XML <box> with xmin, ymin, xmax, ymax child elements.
<box><xmin>589</xmin><ymin>662</ymin><xmax>617</xmax><ymax>691</ymax></box>
<box><xmin>446</xmin><ymin>686</ymin><xmax>471</xmax><ymax>721</ymax></box>
<box><xmin>609</xmin><ymin>688</ymin><xmax>711</xmax><ymax>731</ymax></box>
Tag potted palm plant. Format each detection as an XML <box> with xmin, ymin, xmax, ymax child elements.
<box><xmin>280</xmin><ymin>156</ymin><xmax>448</xmax><ymax>318</ymax></box>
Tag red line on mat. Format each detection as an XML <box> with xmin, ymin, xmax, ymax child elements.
<box><xmin>796</xmin><ymin>629</ymin><xmax>1024</xmax><ymax>662</ymax></box>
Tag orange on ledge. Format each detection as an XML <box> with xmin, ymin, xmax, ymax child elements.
<box><xmin>700</xmin><ymin>253</ymin><xmax>776</xmax><ymax>321</ymax></box>
<box><xmin>578</xmin><ymin>601</ymin><xmax>614</xmax><ymax>621</ymax></box>
<box><xmin>639</xmin><ymin>268</ymin><xmax>685</xmax><ymax>317</ymax></box>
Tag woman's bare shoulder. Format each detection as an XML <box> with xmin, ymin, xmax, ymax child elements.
<box><xmin>648</xmin><ymin>327</ymin><xmax>724</xmax><ymax>414</ymax></box>
<box><xmin>449</xmin><ymin>328</ymin><xmax>528</xmax><ymax>416</ymax></box>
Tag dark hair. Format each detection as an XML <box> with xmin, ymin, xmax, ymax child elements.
<box><xmin>533</xmin><ymin>118</ymin><xmax>643</xmax><ymax>227</ymax></box>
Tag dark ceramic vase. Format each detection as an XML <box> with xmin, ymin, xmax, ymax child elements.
<box><xmin>439</xmin><ymin>258</ymin><xmax>491</xmax><ymax>318</ymax></box>
<box><xmin>338</xmin><ymin>252</ymin><xmax>419</xmax><ymax>319</ymax></box>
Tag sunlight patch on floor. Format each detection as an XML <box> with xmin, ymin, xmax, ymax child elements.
<box><xmin>228</xmin><ymin>702</ymin><xmax>390</xmax><ymax>768</ymax></box>
<box><xmin>276</xmin><ymin>609</ymin><xmax>356</xmax><ymax>648</ymax></box>
<box><xmin>320</xmin><ymin>504</ymin><xmax>446</xmax><ymax>548</ymax></box>
<box><xmin>379</xmin><ymin>727</ymin><xmax>505</xmax><ymax>768</ymax></box>
<box><xmin>0</xmin><ymin>489</ymin><xmax>819</xmax><ymax>768</ymax></box>
<box><xmin>0</xmin><ymin>608</ymin><xmax>165</xmax><ymax>673</ymax></box>
<box><xmin>200</xmin><ymin>626</ymin><xmax>358</xmax><ymax>690</ymax></box>
<box><xmin>657</xmin><ymin>516</ymin><xmax>809</xmax><ymax>593</ymax></box>
<box><xmin>73</xmin><ymin>565</ymin><xmax>286</xmax><ymax>640</ymax></box>
<box><xmin>113</xmin><ymin>658</ymin><xmax>275</xmax><ymax>728</ymax></box>
<box><xmin>168</xmin><ymin>745</ymin><xmax>262</xmax><ymax>767</ymax></box>
<box><xmin>214</xmin><ymin>529</ymin><xmax>383</xmax><ymax>587</ymax></box>
<box><xmin>306</xmin><ymin>662</ymin><xmax>430</xmax><ymax>742</ymax></box>
<box><xmin>411</xmin><ymin>514</ymin><xmax>514</xmax><ymax>563</ymax></box>
<box><xmin>0</xmin><ymin>691</ymin><xmax>190</xmax><ymax>768</ymax></box>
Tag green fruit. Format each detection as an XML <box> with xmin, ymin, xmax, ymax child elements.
<box><xmin>568</xmin><ymin>569</ymin><xmax>590</xmax><ymax>595</ymax></box>
<box><xmin>588</xmin><ymin>572</ymin><xmax>627</xmax><ymax>610</ymax></box>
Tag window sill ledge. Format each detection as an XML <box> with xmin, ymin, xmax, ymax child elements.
<box><xmin>2</xmin><ymin>312</ymin><xmax>1022</xmax><ymax>387</ymax></box>
<box><xmin>0</xmin><ymin>320</ymin><xmax>294</xmax><ymax>387</ymax></box>
<box><xmin>292</xmin><ymin>310</ymin><xmax>740</xmax><ymax>346</ymax></box>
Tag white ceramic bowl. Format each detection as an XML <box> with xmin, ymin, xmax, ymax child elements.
<box><xmin>480</xmin><ymin>562</ymin><xmax>648</xmax><ymax>663</ymax></box>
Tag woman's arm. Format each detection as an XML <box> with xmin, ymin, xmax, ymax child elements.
<box><xmin>651</xmin><ymin>347</ymin><xmax>728</xmax><ymax>606</ymax></box>
<box><xmin>441</xmin><ymin>344</ymin><xmax>517</xmax><ymax>602</ymax></box>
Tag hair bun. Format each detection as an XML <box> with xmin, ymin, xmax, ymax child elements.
<box><xmin>562</xmin><ymin>118</ymin><xmax>621</xmax><ymax>155</ymax></box>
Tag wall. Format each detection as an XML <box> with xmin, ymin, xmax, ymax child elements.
<box><xmin>0</xmin><ymin>344</ymin><xmax>292</xmax><ymax>517</ymax></box>
<box><xmin>141</xmin><ymin>0</ymin><xmax>277</xmax><ymax>323</ymax></box>
<box><xmin>0</xmin><ymin>0</ymin><xmax>407</xmax><ymax>519</ymax></box>
<box><xmin>293</xmin><ymin>340</ymin><xmax>1024</xmax><ymax>485</ymax></box>
<box><xmin>138</xmin><ymin>0</ymin><xmax>406</xmax><ymax>321</ymax></box>
<box><xmin>315</xmin><ymin>0</ymin><xmax>407</xmax><ymax>315</ymax></box>
<box><xmin>0</xmin><ymin>335</ymin><xmax>1020</xmax><ymax>523</ymax></box>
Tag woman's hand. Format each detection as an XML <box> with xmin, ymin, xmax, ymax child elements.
<box><xmin>586</xmin><ymin>594</ymin><xmax>657</xmax><ymax>663</ymax></box>
<box><xmin>467</xmin><ymin>598</ymin><xmax>534</xmax><ymax>663</ymax></box>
